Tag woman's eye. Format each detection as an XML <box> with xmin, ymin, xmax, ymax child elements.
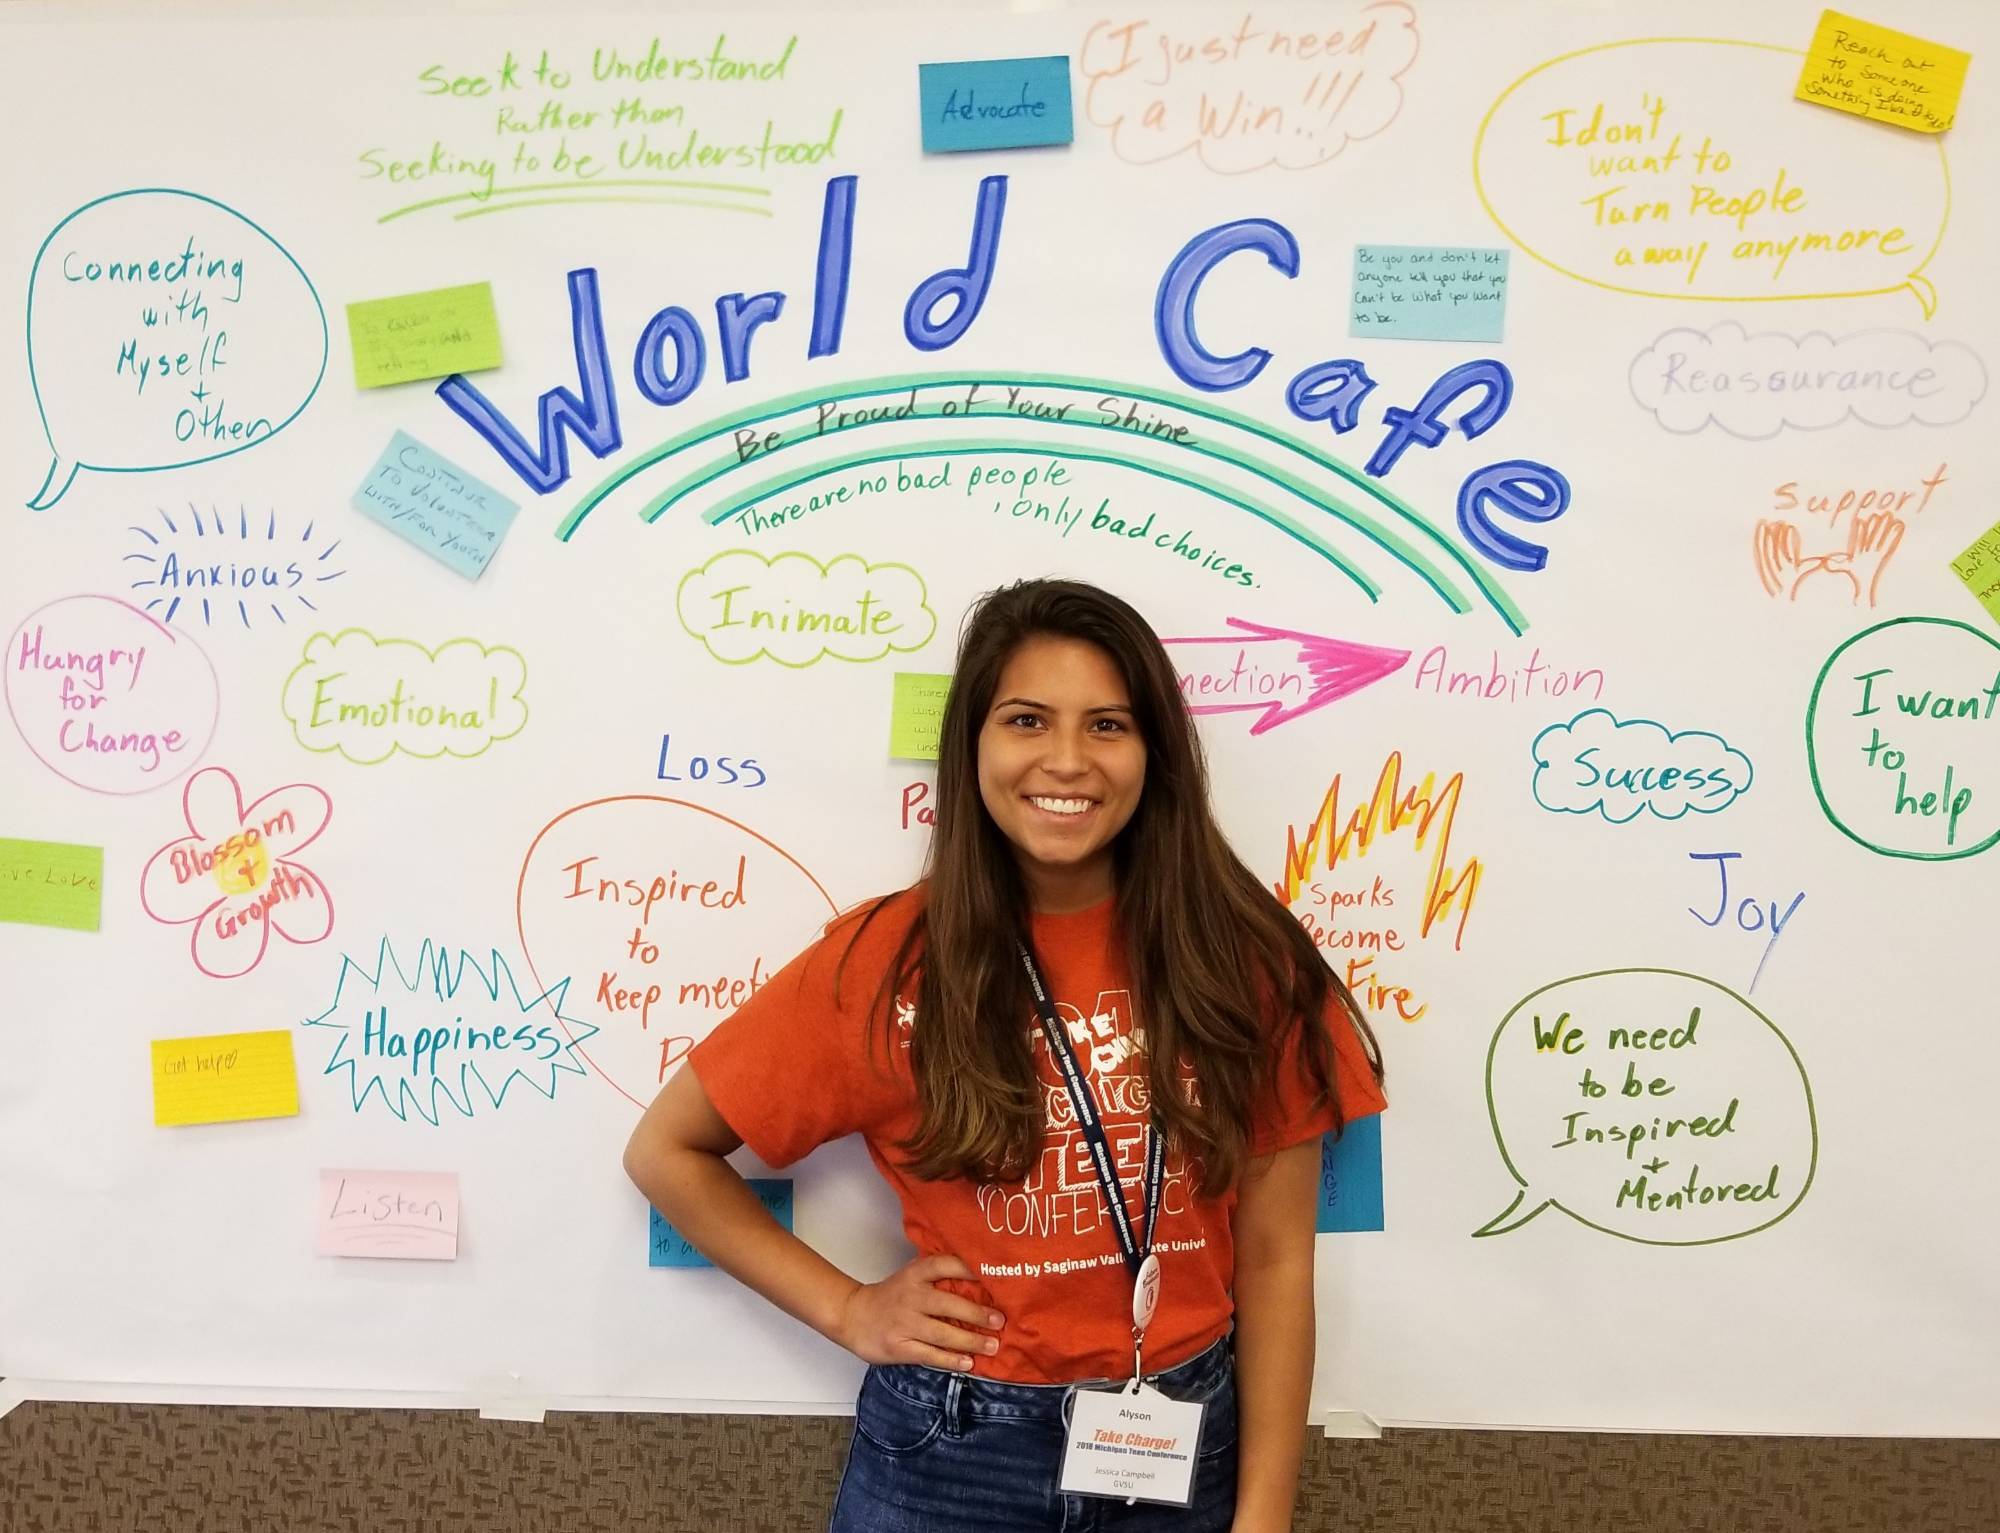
<box><xmin>1005</xmin><ymin>712</ymin><xmax>1043</xmax><ymax>729</ymax></box>
<box><xmin>1091</xmin><ymin>718</ymin><xmax>1126</xmax><ymax>733</ymax></box>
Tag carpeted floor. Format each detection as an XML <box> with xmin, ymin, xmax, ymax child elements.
<box><xmin>2</xmin><ymin>1402</ymin><xmax>1991</xmax><ymax>1531</ymax></box>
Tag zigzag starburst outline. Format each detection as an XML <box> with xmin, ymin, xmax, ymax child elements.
<box><xmin>301</xmin><ymin>936</ymin><xmax>598</xmax><ymax>1126</ymax></box>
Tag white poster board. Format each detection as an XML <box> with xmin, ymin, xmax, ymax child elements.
<box><xmin>2</xmin><ymin>0</ymin><xmax>1996</xmax><ymax>1433</ymax></box>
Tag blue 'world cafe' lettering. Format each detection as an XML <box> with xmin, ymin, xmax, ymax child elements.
<box><xmin>1154</xmin><ymin>216</ymin><xmax>1571</xmax><ymax>572</ymax></box>
<box><xmin>434</xmin><ymin>172</ymin><xmax>1009</xmax><ymax>497</ymax></box>
<box><xmin>436</xmin><ymin>176</ymin><xmax>1570</xmax><ymax>572</ymax></box>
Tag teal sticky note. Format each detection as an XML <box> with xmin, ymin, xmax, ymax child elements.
<box><xmin>1350</xmin><ymin>245</ymin><xmax>1510</xmax><ymax>342</ymax></box>
<box><xmin>1317</xmin><ymin>1116</ymin><xmax>1384</xmax><ymax>1233</ymax></box>
<box><xmin>649</xmin><ymin>1180</ymin><xmax>793</xmax><ymax>1267</ymax></box>
<box><xmin>920</xmin><ymin>56</ymin><xmax>1073</xmax><ymax>153</ymax></box>
<box><xmin>351</xmin><ymin>430</ymin><xmax>520</xmax><ymax>580</ymax></box>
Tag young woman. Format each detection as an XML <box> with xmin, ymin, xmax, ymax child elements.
<box><xmin>625</xmin><ymin>578</ymin><xmax>1385</xmax><ymax>1531</ymax></box>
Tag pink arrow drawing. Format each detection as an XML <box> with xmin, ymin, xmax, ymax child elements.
<box><xmin>1160</xmin><ymin>619</ymin><xmax>1411</xmax><ymax>736</ymax></box>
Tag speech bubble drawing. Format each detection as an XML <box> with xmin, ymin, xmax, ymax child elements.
<box><xmin>1477</xmin><ymin>968</ymin><xmax>1816</xmax><ymax>1245</ymax></box>
<box><xmin>1629</xmin><ymin>322</ymin><xmax>1988</xmax><ymax>439</ymax></box>
<box><xmin>677</xmin><ymin>550</ymin><xmax>938</xmax><ymax>668</ymax></box>
<box><xmin>279</xmin><ymin>629</ymin><xmax>528</xmax><ymax>764</ymax></box>
<box><xmin>25</xmin><ymin>188</ymin><xmax>328</xmax><ymax>509</ymax></box>
<box><xmin>1532</xmin><ymin>708</ymin><xmax>1752</xmax><ymax>823</ymax></box>
<box><xmin>301</xmin><ymin>938</ymin><xmax>596</xmax><ymax>1126</ymax></box>
<box><xmin>5</xmin><ymin>593</ymin><xmax>219</xmax><ymax>793</ymax></box>
<box><xmin>1474</xmin><ymin>39</ymin><xmax>1950</xmax><ymax>314</ymax></box>
<box><xmin>1079</xmin><ymin>3</ymin><xmax>1420</xmax><ymax>173</ymax></box>
<box><xmin>1805</xmin><ymin>616</ymin><xmax>2000</xmax><ymax>860</ymax></box>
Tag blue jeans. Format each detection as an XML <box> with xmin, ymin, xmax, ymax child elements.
<box><xmin>828</xmin><ymin>1333</ymin><xmax>1237</xmax><ymax>1532</ymax></box>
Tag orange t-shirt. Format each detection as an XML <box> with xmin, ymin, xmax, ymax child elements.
<box><xmin>689</xmin><ymin>889</ymin><xmax>1387</xmax><ymax>1384</ymax></box>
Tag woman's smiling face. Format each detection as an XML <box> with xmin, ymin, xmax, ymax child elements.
<box><xmin>976</xmin><ymin>634</ymin><xmax>1147</xmax><ymax>913</ymax></box>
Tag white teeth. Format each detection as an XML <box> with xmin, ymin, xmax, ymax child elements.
<box><xmin>1029</xmin><ymin>796</ymin><xmax>1092</xmax><ymax>815</ymax></box>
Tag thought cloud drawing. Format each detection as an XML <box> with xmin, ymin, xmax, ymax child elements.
<box><xmin>1079</xmin><ymin>3</ymin><xmax>1419</xmax><ymax>173</ymax></box>
<box><xmin>676</xmin><ymin>550</ymin><xmax>937</xmax><ymax>668</ymax></box>
<box><xmin>1629</xmin><ymin>322</ymin><xmax>1987</xmax><ymax>439</ymax></box>
<box><xmin>280</xmin><ymin>629</ymin><xmax>528</xmax><ymax>764</ymax></box>
<box><xmin>1532</xmin><ymin>709</ymin><xmax>1752</xmax><ymax>824</ymax></box>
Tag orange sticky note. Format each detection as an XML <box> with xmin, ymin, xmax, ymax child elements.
<box><xmin>1794</xmin><ymin>11</ymin><xmax>1971</xmax><ymax>133</ymax></box>
<box><xmin>151</xmin><ymin>1029</ymin><xmax>299</xmax><ymax>1126</ymax></box>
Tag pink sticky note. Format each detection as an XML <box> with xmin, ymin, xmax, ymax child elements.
<box><xmin>316</xmin><ymin>1169</ymin><xmax>460</xmax><ymax>1260</ymax></box>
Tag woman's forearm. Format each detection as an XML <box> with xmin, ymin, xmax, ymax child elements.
<box><xmin>1229</xmin><ymin>1256</ymin><xmax>1316</xmax><ymax>1533</ymax></box>
<box><xmin>626</xmin><ymin>1141</ymin><xmax>861</xmax><ymax>1347</ymax></box>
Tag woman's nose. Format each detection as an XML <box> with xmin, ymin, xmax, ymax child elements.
<box><xmin>1039</xmin><ymin>725</ymin><xmax>1089</xmax><ymax>775</ymax></box>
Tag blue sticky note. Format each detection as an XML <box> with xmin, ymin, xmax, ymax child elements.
<box><xmin>1317</xmin><ymin>1116</ymin><xmax>1384</xmax><ymax>1233</ymax></box>
<box><xmin>351</xmin><ymin>429</ymin><xmax>521</xmax><ymax>580</ymax></box>
<box><xmin>919</xmin><ymin>56</ymin><xmax>1073</xmax><ymax>153</ymax></box>
<box><xmin>1350</xmin><ymin>245</ymin><xmax>1510</xmax><ymax>343</ymax></box>
<box><xmin>649</xmin><ymin>1179</ymin><xmax>793</xmax><ymax>1267</ymax></box>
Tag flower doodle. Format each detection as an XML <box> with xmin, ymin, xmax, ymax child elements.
<box><xmin>141</xmin><ymin>765</ymin><xmax>334</xmax><ymax>978</ymax></box>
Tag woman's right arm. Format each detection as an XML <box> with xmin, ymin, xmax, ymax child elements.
<box><xmin>622</xmin><ymin>1064</ymin><xmax>1004</xmax><ymax>1371</ymax></box>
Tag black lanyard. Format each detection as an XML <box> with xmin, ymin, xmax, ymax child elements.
<box><xmin>1017</xmin><ymin>942</ymin><xmax>1165</xmax><ymax>1283</ymax></box>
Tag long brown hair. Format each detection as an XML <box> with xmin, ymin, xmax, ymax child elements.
<box><xmin>847</xmin><ymin>578</ymin><xmax>1382</xmax><ymax>1194</ymax></box>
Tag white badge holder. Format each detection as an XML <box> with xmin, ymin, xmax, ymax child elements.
<box><xmin>1057</xmin><ymin>1255</ymin><xmax>1204</xmax><ymax>1508</ymax></box>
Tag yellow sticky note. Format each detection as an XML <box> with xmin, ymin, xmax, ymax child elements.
<box><xmin>1951</xmin><ymin>518</ymin><xmax>2000</xmax><ymax>627</ymax></box>
<box><xmin>890</xmin><ymin>672</ymin><xmax>952</xmax><ymax>761</ymax></box>
<box><xmin>346</xmin><ymin>281</ymin><xmax>503</xmax><ymax>389</ymax></box>
<box><xmin>1794</xmin><ymin>10</ymin><xmax>1971</xmax><ymax>134</ymax></box>
<box><xmin>152</xmin><ymin>1029</ymin><xmax>300</xmax><ymax>1127</ymax></box>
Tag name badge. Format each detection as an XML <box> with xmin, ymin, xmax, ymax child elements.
<box><xmin>1059</xmin><ymin>1382</ymin><xmax>1204</xmax><ymax>1507</ymax></box>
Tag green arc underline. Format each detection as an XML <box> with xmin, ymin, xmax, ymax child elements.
<box><xmin>376</xmin><ymin>177</ymin><xmax>771</xmax><ymax>224</ymax></box>
<box><xmin>455</xmin><ymin>195</ymin><xmax>772</xmax><ymax>220</ymax></box>
<box><xmin>557</xmin><ymin>372</ymin><xmax>1526</xmax><ymax>633</ymax></box>
<box><xmin>704</xmin><ymin>443</ymin><xmax>1383</xmax><ymax>601</ymax></box>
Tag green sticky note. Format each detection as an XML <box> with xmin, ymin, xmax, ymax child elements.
<box><xmin>890</xmin><ymin>673</ymin><xmax>952</xmax><ymax>760</ymax></box>
<box><xmin>1951</xmin><ymin>518</ymin><xmax>2000</xmax><ymax>627</ymax></box>
<box><xmin>0</xmin><ymin>837</ymin><xmax>104</xmax><ymax>931</ymax></box>
<box><xmin>346</xmin><ymin>281</ymin><xmax>503</xmax><ymax>389</ymax></box>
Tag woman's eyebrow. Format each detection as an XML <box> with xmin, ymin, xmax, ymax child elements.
<box><xmin>989</xmin><ymin>697</ymin><xmax>1135</xmax><ymax>714</ymax></box>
